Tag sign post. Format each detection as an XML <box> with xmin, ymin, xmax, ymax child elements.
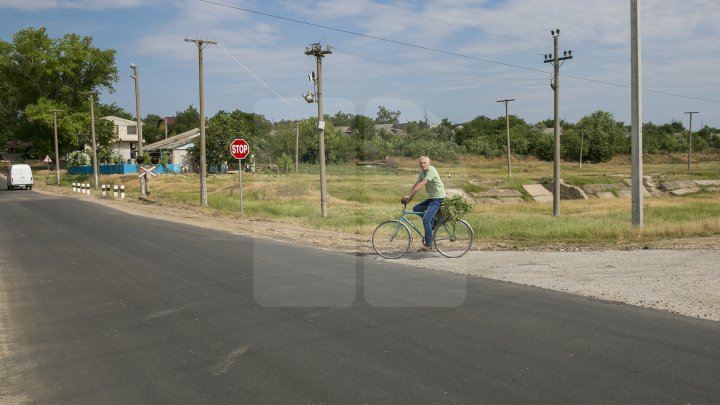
<box><xmin>138</xmin><ymin>165</ymin><xmax>157</xmax><ymax>196</ymax></box>
<box><xmin>44</xmin><ymin>155</ymin><xmax>52</xmax><ymax>171</ymax></box>
<box><xmin>230</xmin><ymin>138</ymin><xmax>250</xmax><ymax>217</ymax></box>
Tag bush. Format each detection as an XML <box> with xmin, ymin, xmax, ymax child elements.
<box><xmin>67</xmin><ymin>150</ymin><xmax>91</xmax><ymax>167</ymax></box>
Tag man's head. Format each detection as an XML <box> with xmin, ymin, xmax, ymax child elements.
<box><xmin>418</xmin><ymin>156</ymin><xmax>430</xmax><ymax>171</ymax></box>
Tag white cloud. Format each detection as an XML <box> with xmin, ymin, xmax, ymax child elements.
<box><xmin>0</xmin><ymin>0</ymin><xmax>147</xmax><ymax>10</ymax></box>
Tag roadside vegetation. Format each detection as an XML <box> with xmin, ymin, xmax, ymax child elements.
<box><xmin>37</xmin><ymin>152</ymin><xmax>720</xmax><ymax>249</ymax></box>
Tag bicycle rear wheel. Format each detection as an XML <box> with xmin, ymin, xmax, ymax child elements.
<box><xmin>433</xmin><ymin>219</ymin><xmax>473</xmax><ymax>258</ymax></box>
<box><xmin>372</xmin><ymin>220</ymin><xmax>411</xmax><ymax>259</ymax></box>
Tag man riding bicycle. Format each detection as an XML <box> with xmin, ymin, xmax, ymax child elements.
<box><xmin>402</xmin><ymin>156</ymin><xmax>445</xmax><ymax>252</ymax></box>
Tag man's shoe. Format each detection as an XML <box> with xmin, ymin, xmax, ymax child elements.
<box><xmin>419</xmin><ymin>244</ymin><xmax>433</xmax><ymax>252</ymax></box>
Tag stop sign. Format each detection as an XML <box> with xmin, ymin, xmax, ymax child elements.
<box><xmin>230</xmin><ymin>138</ymin><xmax>250</xmax><ymax>159</ymax></box>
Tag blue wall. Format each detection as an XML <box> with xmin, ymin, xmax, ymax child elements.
<box><xmin>68</xmin><ymin>164</ymin><xmax>180</xmax><ymax>175</ymax></box>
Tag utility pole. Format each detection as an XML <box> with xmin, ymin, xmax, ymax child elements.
<box><xmin>579</xmin><ymin>129</ymin><xmax>585</xmax><ymax>168</ymax></box>
<box><xmin>685</xmin><ymin>111</ymin><xmax>699</xmax><ymax>171</ymax></box>
<box><xmin>295</xmin><ymin>122</ymin><xmax>299</xmax><ymax>173</ymax></box>
<box><xmin>497</xmin><ymin>98</ymin><xmax>515</xmax><ymax>176</ymax></box>
<box><xmin>631</xmin><ymin>0</ymin><xmax>644</xmax><ymax>227</ymax></box>
<box><xmin>84</xmin><ymin>91</ymin><xmax>100</xmax><ymax>189</ymax></box>
<box><xmin>131</xmin><ymin>63</ymin><xmax>147</xmax><ymax>196</ymax></box>
<box><xmin>49</xmin><ymin>109</ymin><xmax>63</xmax><ymax>185</ymax></box>
<box><xmin>305</xmin><ymin>43</ymin><xmax>332</xmax><ymax>218</ymax></box>
<box><xmin>185</xmin><ymin>38</ymin><xmax>217</xmax><ymax>207</ymax></box>
<box><xmin>544</xmin><ymin>29</ymin><xmax>572</xmax><ymax>217</ymax></box>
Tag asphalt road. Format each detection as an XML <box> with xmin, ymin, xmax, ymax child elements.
<box><xmin>1</xmin><ymin>188</ymin><xmax>719</xmax><ymax>404</ymax></box>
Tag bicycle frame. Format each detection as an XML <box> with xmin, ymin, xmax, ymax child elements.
<box><xmin>397</xmin><ymin>210</ymin><xmax>427</xmax><ymax>241</ymax></box>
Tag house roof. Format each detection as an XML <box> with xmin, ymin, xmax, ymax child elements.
<box><xmin>145</xmin><ymin>128</ymin><xmax>200</xmax><ymax>151</ymax></box>
<box><xmin>373</xmin><ymin>123</ymin><xmax>406</xmax><ymax>135</ymax></box>
<box><xmin>101</xmin><ymin>116</ymin><xmax>143</xmax><ymax>126</ymax></box>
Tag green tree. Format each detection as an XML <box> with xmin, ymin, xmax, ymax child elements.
<box><xmin>575</xmin><ymin>111</ymin><xmax>628</xmax><ymax>162</ymax></box>
<box><xmin>187</xmin><ymin>109</ymin><xmax>272</xmax><ymax>171</ymax></box>
<box><xmin>142</xmin><ymin>113</ymin><xmax>165</xmax><ymax>145</ymax></box>
<box><xmin>0</xmin><ymin>27</ymin><xmax>118</xmax><ymax>148</ymax></box>
<box><xmin>171</xmin><ymin>105</ymin><xmax>200</xmax><ymax>134</ymax></box>
<box><xmin>375</xmin><ymin>106</ymin><xmax>401</xmax><ymax>124</ymax></box>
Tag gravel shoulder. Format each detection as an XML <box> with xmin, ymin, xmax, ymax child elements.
<box><xmin>37</xmin><ymin>185</ymin><xmax>720</xmax><ymax>322</ymax></box>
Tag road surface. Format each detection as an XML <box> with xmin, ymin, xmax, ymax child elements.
<box><xmin>1</xmin><ymin>188</ymin><xmax>719</xmax><ymax>404</ymax></box>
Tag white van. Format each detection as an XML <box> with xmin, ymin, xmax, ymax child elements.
<box><xmin>7</xmin><ymin>164</ymin><xmax>33</xmax><ymax>190</ymax></box>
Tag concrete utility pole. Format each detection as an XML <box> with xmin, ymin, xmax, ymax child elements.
<box><xmin>131</xmin><ymin>63</ymin><xmax>147</xmax><ymax>196</ymax></box>
<box><xmin>185</xmin><ymin>38</ymin><xmax>217</xmax><ymax>207</ymax></box>
<box><xmin>49</xmin><ymin>109</ymin><xmax>63</xmax><ymax>185</ymax></box>
<box><xmin>305</xmin><ymin>43</ymin><xmax>332</xmax><ymax>218</ymax></box>
<box><xmin>84</xmin><ymin>91</ymin><xmax>100</xmax><ymax>189</ymax></box>
<box><xmin>685</xmin><ymin>111</ymin><xmax>699</xmax><ymax>171</ymax></box>
<box><xmin>497</xmin><ymin>98</ymin><xmax>515</xmax><ymax>176</ymax></box>
<box><xmin>631</xmin><ymin>0</ymin><xmax>644</xmax><ymax>227</ymax></box>
<box><xmin>544</xmin><ymin>29</ymin><xmax>573</xmax><ymax>217</ymax></box>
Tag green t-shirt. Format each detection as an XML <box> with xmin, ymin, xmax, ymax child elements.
<box><xmin>417</xmin><ymin>166</ymin><xmax>445</xmax><ymax>199</ymax></box>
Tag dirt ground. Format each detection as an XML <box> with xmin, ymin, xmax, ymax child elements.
<box><xmin>36</xmin><ymin>185</ymin><xmax>720</xmax><ymax>322</ymax></box>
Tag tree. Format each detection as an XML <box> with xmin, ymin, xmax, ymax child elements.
<box><xmin>575</xmin><ymin>111</ymin><xmax>628</xmax><ymax>162</ymax></box>
<box><xmin>0</xmin><ymin>27</ymin><xmax>119</xmax><ymax>148</ymax></box>
<box><xmin>187</xmin><ymin>109</ymin><xmax>272</xmax><ymax>171</ymax></box>
<box><xmin>171</xmin><ymin>105</ymin><xmax>200</xmax><ymax>134</ymax></box>
<box><xmin>376</xmin><ymin>106</ymin><xmax>401</xmax><ymax>124</ymax></box>
<box><xmin>142</xmin><ymin>113</ymin><xmax>165</xmax><ymax>144</ymax></box>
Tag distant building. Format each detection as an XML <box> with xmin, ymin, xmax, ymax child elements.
<box><xmin>101</xmin><ymin>116</ymin><xmax>143</xmax><ymax>162</ymax></box>
<box><xmin>373</xmin><ymin>123</ymin><xmax>406</xmax><ymax>136</ymax></box>
<box><xmin>335</xmin><ymin>126</ymin><xmax>354</xmax><ymax>136</ymax></box>
<box><xmin>144</xmin><ymin>128</ymin><xmax>200</xmax><ymax>173</ymax></box>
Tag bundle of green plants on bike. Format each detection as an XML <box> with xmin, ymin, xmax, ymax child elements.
<box><xmin>437</xmin><ymin>195</ymin><xmax>474</xmax><ymax>223</ymax></box>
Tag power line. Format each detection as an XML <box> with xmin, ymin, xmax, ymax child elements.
<box><xmin>197</xmin><ymin>0</ymin><xmax>547</xmax><ymax>75</ymax></box>
<box><xmin>197</xmin><ymin>0</ymin><xmax>720</xmax><ymax>105</ymax></box>
<box><xmin>332</xmin><ymin>46</ymin><xmax>547</xmax><ymax>84</ymax></box>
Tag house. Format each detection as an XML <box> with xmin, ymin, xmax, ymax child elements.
<box><xmin>373</xmin><ymin>123</ymin><xmax>406</xmax><ymax>136</ymax></box>
<box><xmin>335</xmin><ymin>126</ymin><xmax>354</xmax><ymax>136</ymax></box>
<box><xmin>101</xmin><ymin>116</ymin><xmax>143</xmax><ymax>162</ymax></box>
<box><xmin>144</xmin><ymin>128</ymin><xmax>200</xmax><ymax>173</ymax></box>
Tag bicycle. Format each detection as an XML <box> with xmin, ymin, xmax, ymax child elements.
<box><xmin>372</xmin><ymin>203</ymin><xmax>473</xmax><ymax>259</ymax></box>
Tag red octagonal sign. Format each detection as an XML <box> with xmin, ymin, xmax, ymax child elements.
<box><xmin>230</xmin><ymin>138</ymin><xmax>250</xmax><ymax>159</ymax></box>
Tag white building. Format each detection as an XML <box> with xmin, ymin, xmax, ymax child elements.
<box><xmin>101</xmin><ymin>116</ymin><xmax>143</xmax><ymax>162</ymax></box>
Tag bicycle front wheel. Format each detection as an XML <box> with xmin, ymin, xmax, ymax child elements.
<box><xmin>433</xmin><ymin>219</ymin><xmax>473</xmax><ymax>258</ymax></box>
<box><xmin>372</xmin><ymin>220</ymin><xmax>412</xmax><ymax>259</ymax></box>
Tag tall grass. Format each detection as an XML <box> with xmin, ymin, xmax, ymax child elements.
<box><xmin>38</xmin><ymin>152</ymin><xmax>720</xmax><ymax>247</ymax></box>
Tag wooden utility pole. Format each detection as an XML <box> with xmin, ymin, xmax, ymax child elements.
<box><xmin>497</xmin><ymin>98</ymin><xmax>515</xmax><ymax>176</ymax></box>
<box><xmin>84</xmin><ymin>91</ymin><xmax>100</xmax><ymax>189</ymax></box>
<box><xmin>185</xmin><ymin>38</ymin><xmax>217</xmax><ymax>207</ymax></box>
<box><xmin>49</xmin><ymin>109</ymin><xmax>63</xmax><ymax>185</ymax></box>
<box><xmin>131</xmin><ymin>63</ymin><xmax>147</xmax><ymax>196</ymax></box>
<box><xmin>544</xmin><ymin>30</ymin><xmax>572</xmax><ymax>217</ymax></box>
<box><xmin>305</xmin><ymin>43</ymin><xmax>332</xmax><ymax>218</ymax></box>
<box><xmin>685</xmin><ymin>111</ymin><xmax>699</xmax><ymax>171</ymax></box>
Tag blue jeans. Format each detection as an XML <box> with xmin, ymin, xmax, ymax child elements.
<box><xmin>413</xmin><ymin>198</ymin><xmax>444</xmax><ymax>246</ymax></box>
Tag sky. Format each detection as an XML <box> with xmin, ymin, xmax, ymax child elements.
<box><xmin>1</xmin><ymin>0</ymin><xmax>719</xmax><ymax>129</ymax></box>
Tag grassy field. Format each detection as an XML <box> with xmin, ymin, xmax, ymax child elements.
<box><xmin>37</xmin><ymin>152</ymin><xmax>720</xmax><ymax>248</ymax></box>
